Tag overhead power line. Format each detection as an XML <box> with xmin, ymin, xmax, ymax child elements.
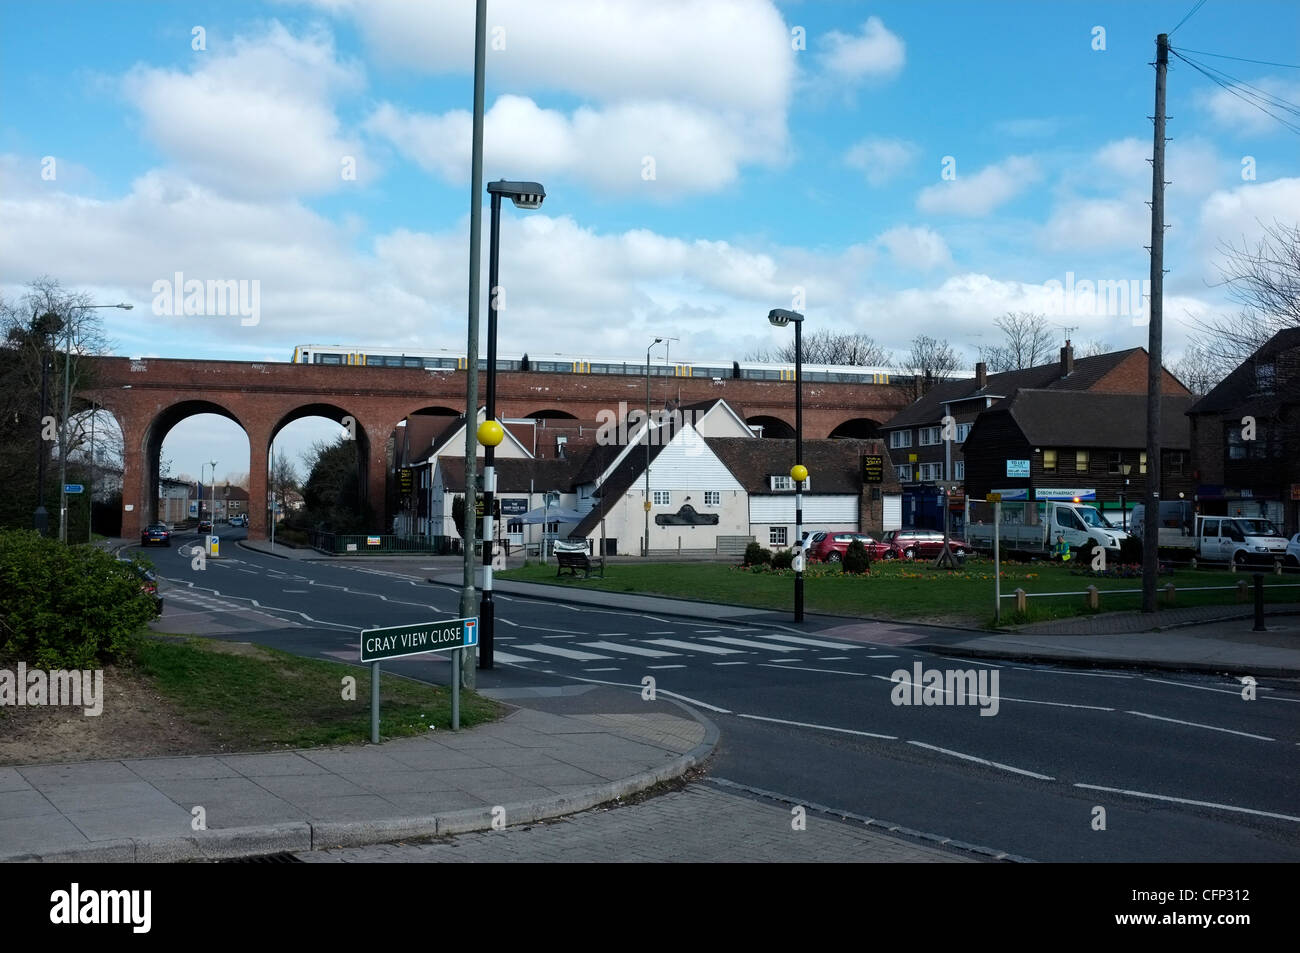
<box><xmin>1173</xmin><ymin>47</ymin><xmax>1300</xmax><ymax>70</ymax></box>
<box><xmin>1169</xmin><ymin>47</ymin><xmax>1300</xmax><ymax>136</ymax></box>
<box><xmin>1169</xmin><ymin>0</ymin><xmax>1209</xmax><ymax>36</ymax></box>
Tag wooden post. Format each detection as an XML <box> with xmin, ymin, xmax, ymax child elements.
<box><xmin>1014</xmin><ymin>588</ymin><xmax>1027</xmax><ymax>613</ymax></box>
<box><xmin>1086</xmin><ymin>585</ymin><xmax>1099</xmax><ymax>610</ymax></box>
<box><xmin>1162</xmin><ymin>582</ymin><xmax>1176</xmax><ymax>605</ymax></box>
<box><xmin>1237</xmin><ymin>579</ymin><xmax>1249</xmax><ymax>602</ymax></box>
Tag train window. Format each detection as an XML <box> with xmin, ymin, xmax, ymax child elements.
<box><xmin>499</xmin><ymin>360</ymin><xmax>519</xmax><ymax>371</ymax></box>
<box><xmin>320</xmin><ymin>354</ymin><xmax>342</xmax><ymax>365</ymax></box>
<box><xmin>535</xmin><ymin>361</ymin><xmax>560</xmax><ymax>372</ymax></box>
<box><xmin>403</xmin><ymin>357</ymin><xmax>422</xmax><ymax>367</ymax></box>
<box><xmin>589</xmin><ymin>363</ymin><xmax>609</xmax><ymax>374</ymax></box>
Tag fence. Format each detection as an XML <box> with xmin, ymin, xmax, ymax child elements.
<box><xmin>308</xmin><ymin>530</ymin><xmax>458</xmax><ymax>556</ymax></box>
<box><xmin>1002</xmin><ymin>575</ymin><xmax>1300</xmax><ymax>613</ymax></box>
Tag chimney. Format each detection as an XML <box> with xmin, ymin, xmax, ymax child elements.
<box><xmin>975</xmin><ymin>361</ymin><xmax>987</xmax><ymax>388</ymax></box>
<box><xmin>1060</xmin><ymin>340</ymin><xmax>1074</xmax><ymax>376</ymax></box>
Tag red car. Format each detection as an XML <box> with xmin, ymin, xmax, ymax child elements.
<box><xmin>808</xmin><ymin>532</ymin><xmax>890</xmax><ymax>563</ymax></box>
<box><xmin>880</xmin><ymin>529</ymin><xmax>970</xmax><ymax>560</ymax></box>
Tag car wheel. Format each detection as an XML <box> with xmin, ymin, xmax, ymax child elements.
<box><xmin>1286</xmin><ymin>554</ymin><xmax>1300</xmax><ymax>568</ymax></box>
<box><xmin>954</xmin><ymin>547</ymin><xmax>966</xmax><ymax>556</ymax></box>
<box><xmin>827</xmin><ymin>552</ymin><xmax>842</xmax><ymax>563</ymax></box>
<box><xmin>904</xmin><ymin>548</ymin><xmax>916</xmax><ymax>559</ymax></box>
<box><xmin>883</xmin><ymin>551</ymin><xmax>897</xmax><ymax>560</ymax></box>
<box><xmin>1233</xmin><ymin>550</ymin><xmax>1248</xmax><ymax>567</ymax></box>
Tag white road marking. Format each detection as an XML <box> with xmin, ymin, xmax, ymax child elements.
<box><xmin>1014</xmin><ymin>667</ymin><xmax>1132</xmax><ymax>678</ymax></box>
<box><xmin>644</xmin><ymin>639</ymin><xmax>742</xmax><ymax>655</ymax></box>
<box><xmin>907</xmin><ymin>741</ymin><xmax>1055</xmax><ymax>781</ymax></box>
<box><xmin>578</xmin><ymin>641</ymin><xmax>679</xmax><ymax>657</ymax></box>
<box><xmin>646</xmin><ymin>631</ymin><xmax>676</xmax><ymax>635</ymax></box>
<box><xmin>1125</xmin><ymin>710</ymin><xmax>1275</xmax><ymax>741</ymax></box>
<box><xmin>703</xmin><ymin>636</ymin><xmax>800</xmax><ymax>652</ymax></box>
<box><xmin>863</xmin><ymin>673</ymin><xmax>1114</xmax><ymax>711</ymax></box>
<box><xmin>693</xmin><ymin>629</ymin><xmax>720</xmax><ymax>633</ymax></box>
<box><xmin>818</xmin><ymin>656</ymin><xmax>852</xmax><ymax>661</ymax></box>
<box><xmin>489</xmin><ymin>650</ymin><xmax>538</xmax><ymax>664</ymax></box>
<box><xmin>1074</xmin><ymin>783</ymin><xmax>1300</xmax><ymax>823</ymax></box>
<box><xmin>510</xmin><ymin>644</ymin><xmax>611</xmax><ymax>661</ymax></box>
<box><xmin>583</xmin><ymin>667</ymin><xmax>621</xmax><ymax>672</ymax></box>
<box><xmin>734</xmin><ymin>713</ymin><xmax>896</xmax><ymax>741</ymax></box>
<box><xmin>938</xmin><ymin>656</ymin><xmax>1004</xmax><ymax>667</ymax></box>
<box><xmin>713</xmin><ymin>661</ymin><xmax>748</xmax><ymax>666</ymax></box>
<box><xmin>647</xmin><ymin>664</ymin><xmax>686</xmax><ymax>670</ymax></box>
<box><xmin>597</xmin><ymin>632</ymin><xmax>629</xmax><ymax>637</ymax></box>
<box><xmin>767</xmin><ymin>659</ymin><xmax>806</xmax><ymax>664</ymax></box>
<box><xmin>1143</xmin><ymin>676</ymin><xmax>1283</xmax><ymax>697</ymax></box>
<box><xmin>866</xmin><ymin>654</ymin><xmax>899</xmax><ymax>659</ymax></box>
<box><xmin>759</xmin><ymin>634</ymin><xmax>861</xmax><ymax>650</ymax></box>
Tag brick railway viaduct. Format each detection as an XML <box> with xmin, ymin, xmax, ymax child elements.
<box><xmin>83</xmin><ymin>357</ymin><xmax>911</xmax><ymax>541</ymax></box>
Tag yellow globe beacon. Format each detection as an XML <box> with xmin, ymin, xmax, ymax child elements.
<box><xmin>477</xmin><ymin>419</ymin><xmax>505</xmax><ymax>447</ymax></box>
<box><xmin>790</xmin><ymin>464</ymin><xmax>808</xmax><ymax>484</ymax></box>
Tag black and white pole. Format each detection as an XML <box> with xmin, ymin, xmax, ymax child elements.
<box><xmin>768</xmin><ymin>308</ymin><xmax>806</xmax><ymax>623</ymax></box>
<box><xmin>478</xmin><ymin>188</ymin><xmax>504</xmax><ymax>671</ymax></box>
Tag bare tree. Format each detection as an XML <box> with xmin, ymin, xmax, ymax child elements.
<box><xmin>979</xmin><ymin>312</ymin><xmax>1056</xmax><ymax>371</ymax></box>
<box><xmin>904</xmin><ymin>334</ymin><xmax>959</xmax><ymax>398</ymax></box>
<box><xmin>1075</xmin><ymin>338</ymin><xmax>1111</xmax><ymax>359</ymax></box>
<box><xmin>1172</xmin><ymin>340</ymin><xmax>1224</xmax><ymax>397</ymax></box>
<box><xmin>748</xmin><ymin>330</ymin><xmax>892</xmax><ymax>366</ymax></box>
<box><xmin>1194</xmin><ymin>220</ymin><xmax>1300</xmax><ymax>368</ymax></box>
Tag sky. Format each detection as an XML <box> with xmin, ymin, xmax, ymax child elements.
<box><xmin>3</xmin><ymin>0</ymin><xmax>1298</xmax><ymax>481</ymax></box>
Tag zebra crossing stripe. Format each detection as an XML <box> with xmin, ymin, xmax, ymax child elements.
<box><xmin>578</xmin><ymin>641</ymin><xmax>679</xmax><ymax>657</ymax></box>
<box><xmin>757</xmin><ymin>634</ymin><xmax>860</xmax><ymax>650</ymax></box>
<box><xmin>513</xmin><ymin>643</ymin><xmax>612</xmax><ymax>661</ymax></box>
<box><xmin>491</xmin><ymin>650</ymin><xmax>540</xmax><ymax>664</ymax></box>
<box><xmin>702</xmin><ymin>636</ymin><xmax>801</xmax><ymax>652</ymax></box>
<box><xmin>644</xmin><ymin>639</ymin><xmax>742</xmax><ymax>655</ymax></box>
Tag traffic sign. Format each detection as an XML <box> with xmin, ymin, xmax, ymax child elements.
<box><xmin>64</xmin><ymin>484</ymin><xmax>83</xmax><ymax>494</ymax></box>
<box><xmin>360</xmin><ymin>617</ymin><xmax>478</xmax><ymax>663</ymax></box>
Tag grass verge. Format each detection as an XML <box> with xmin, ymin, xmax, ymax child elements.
<box><xmin>133</xmin><ymin>634</ymin><xmax>502</xmax><ymax>749</ymax></box>
<box><xmin>499</xmin><ymin>557</ymin><xmax>1300</xmax><ymax>627</ymax></box>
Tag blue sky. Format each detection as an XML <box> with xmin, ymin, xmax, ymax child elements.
<box><xmin>3</xmin><ymin>0</ymin><xmax>1298</xmax><ymax>480</ymax></box>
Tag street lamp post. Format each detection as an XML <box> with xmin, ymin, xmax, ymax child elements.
<box><xmin>479</xmin><ymin>178</ymin><xmax>546</xmax><ymax>671</ymax></box>
<box><xmin>32</xmin><ymin>310</ymin><xmax>61</xmax><ymax>536</ymax></box>
<box><xmin>768</xmin><ymin>308</ymin><xmax>806</xmax><ymax>623</ymax></box>
<box><xmin>57</xmin><ymin>302</ymin><xmax>132</xmax><ymax>542</ymax></box>
<box><xmin>644</xmin><ymin>337</ymin><xmax>663</xmax><ymax>558</ymax></box>
<box><xmin>1120</xmin><ymin>463</ymin><xmax>1132</xmax><ymax>532</ymax></box>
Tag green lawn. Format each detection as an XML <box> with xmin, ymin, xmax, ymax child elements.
<box><xmin>499</xmin><ymin>557</ymin><xmax>1300</xmax><ymax>627</ymax></box>
<box><xmin>133</xmin><ymin>635</ymin><xmax>502</xmax><ymax>748</ymax></box>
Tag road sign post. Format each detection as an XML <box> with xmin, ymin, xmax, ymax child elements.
<box><xmin>987</xmin><ymin>493</ymin><xmax>1002</xmax><ymax>622</ymax></box>
<box><xmin>360</xmin><ymin>617</ymin><xmax>478</xmax><ymax>738</ymax></box>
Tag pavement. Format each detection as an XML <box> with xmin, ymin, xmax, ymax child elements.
<box><xmin>0</xmin><ymin>705</ymin><xmax>716</xmax><ymax>863</ymax></box>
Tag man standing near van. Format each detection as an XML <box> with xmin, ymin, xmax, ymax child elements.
<box><xmin>1054</xmin><ymin>533</ymin><xmax>1071</xmax><ymax>562</ymax></box>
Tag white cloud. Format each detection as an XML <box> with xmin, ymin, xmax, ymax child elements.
<box><xmin>820</xmin><ymin>16</ymin><xmax>905</xmax><ymax>83</ymax></box>
<box><xmin>916</xmin><ymin>155</ymin><xmax>1040</xmax><ymax>216</ymax></box>
<box><xmin>300</xmin><ymin>0</ymin><xmax>792</xmax><ymax>115</ymax></box>
<box><xmin>1199</xmin><ymin>77</ymin><xmax>1300</xmax><ymax>135</ymax></box>
<box><xmin>844</xmin><ymin>137</ymin><xmax>920</xmax><ymax>186</ymax></box>
<box><xmin>875</xmin><ymin>226</ymin><xmax>951</xmax><ymax>270</ymax></box>
<box><xmin>366</xmin><ymin>94</ymin><xmax>783</xmax><ymax>197</ymax></box>
<box><xmin>1195</xmin><ymin>176</ymin><xmax>1300</xmax><ymax>267</ymax></box>
<box><xmin>1041</xmin><ymin>198</ymin><xmax>1147</xmax><ymax>252</ymax></box>
<box><xmin>121</xmin><ymin>23</ymin><xmax>370</xmax><ymax>198</ymax></box>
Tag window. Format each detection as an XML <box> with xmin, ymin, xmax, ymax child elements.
<box><xmin>771</xmin><ymin>475</ymin><xmax>793</xmax><ymax>491</ymax></box>
<box><xmin>652</xmin><ymin>490</ymin><xmax>671</xmax><ymax>505</ymax></box>
<box><xmin>954</xmin><ymin>460</ymin><xmax>965</xmax><ymax>480</ymax></box>
<box><xmin>1166</xmin><ymin>451</ymin><xmax>1186</xmax><ymax>475</ymax></box>
<box><xmin>896</xmin><ymin>464</ymin><xmax>913</xmax><ymax>481</ymax></box>
<box><xmin>770</xmin><ymin>526</ymin><xmax>788</xmax><ymax>546</ymax></box>
<box><xmin>956</xmin><ymin>422</ymin><xmax>972</xmax><ymax>442</ymax></box>
<box><xmin>919</xmin><ymin>462</ymin><xmax>942</xmax><ymax>481</ymax></box>
<box><xmin>1043</xmin><ymin>449</ymin><xmax>1057</xmax><ymax>472</ymax></box>
<box><xmin>1075</xmin><ymin>450</ymin><xmax>1090</xmax><ymax>472</ymax></box>
<box><xmin>1108</xmin><ymin>451</ymin><xmax>1123</xmax><ymax>474</ymax></box>
<box><xmin>1140</xmin><ymin>451</ymin><xmax>1147</xmax><ymax>474</ymax></box>
<box><xmin>1256</xmin><ymin>361</ymin><xmax>1276</xmax><ymax>393</ymax></box>
<box><xmin>919</xmin><ymin>426</ymin><xmax>941</xmax><ymax>446</ymax></box>
<box><xmin>704</xmin><ymin>490</ymin><xmax>721</xmax><ymax>506</ymax></box>
<box><xmin>889</xmin><ymin>430</ymin><xmax>912</xmax><ymax>449</ymax></box>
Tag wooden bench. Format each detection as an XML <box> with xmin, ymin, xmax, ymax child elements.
<box><xmin>555</xmin><ymin>549</ymin><xmax>604</xmax><ymax>578</ymax></box>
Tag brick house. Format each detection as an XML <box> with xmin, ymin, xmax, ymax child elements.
<box><xmin>1187</xmin><ymin>328</ymin><xmax>1300</xmax><ymax>534</ymax></box>
<box><xmin>961</xmin><ymin>390</ymin><xmax>1196</xmax><ymax>523</ymax></box>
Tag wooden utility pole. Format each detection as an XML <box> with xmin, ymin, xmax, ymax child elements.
<box><xmin>1143</xmin><ymin>33</ymin><xmax>1169</xmax><ymax>613</ymax></box>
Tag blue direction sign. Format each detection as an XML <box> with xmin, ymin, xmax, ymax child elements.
<box><xmin>360</xmin><ymin>617</ymin><xmax>478</xmax><ymax>663</ymax></box>
<box><xmin>64</xmin><ymin>484</ymin><xmax>84</xmax><ymax>494</ymax></box>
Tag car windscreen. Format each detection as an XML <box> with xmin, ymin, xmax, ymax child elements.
<box><xmin>1236</xmin><ymin>519</ymin><xmax>1282</xmax><ymax>537</ymax></box>
<box><xmin>1075</xmin><ymin>507</ymin><xmax>1106</xmax><ymax>527</ymax></box>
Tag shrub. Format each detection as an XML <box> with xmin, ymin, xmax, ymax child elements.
<box><xmin>1118</xmin><ymin>536</ymin><xmax>1143</xmax><ymax>564</ymax></box>
<box><xmin>742</xmin><ymin>542</ymin><xmax>772</xmax><ymax>567</ymax></box>
<box><xmin>772</xmin><ymin>548</ymin><xmax>793</xmax><ymax>570</ymax></box>
<box><xmin>0</xmin><ymin>531</ymin><xmax>156</xmax><ymax>668</ymax></box>
<box><xmin>844</xmin><ymin>539</ymin><xmax>871</xmax><ymax>575</ymax></box>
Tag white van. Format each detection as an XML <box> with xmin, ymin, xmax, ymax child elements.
<box><xmin>1195</xmin><ymin>516</ymin><xmax>1288</xmax><ymax>566</ymax></box>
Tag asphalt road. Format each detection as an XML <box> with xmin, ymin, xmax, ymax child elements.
<box><xmin>131</xmin><ymin>530</ymin><xmax>1300</xmax><ymax>862</ymax></box>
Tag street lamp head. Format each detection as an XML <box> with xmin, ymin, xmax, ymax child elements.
<box><xmin>488</xmin><ymin>180</ymin><xmax>546</xmax><ymax>210</ymax></box>
<box><xmin>117</xmin><ymin>303</ymin><xmax>133</xmax><ymax>310</ymax></box>
<box><xmin>767</xmin><ymin>308</ymin><xmax>804</xmax><ymax>327</ymax></box>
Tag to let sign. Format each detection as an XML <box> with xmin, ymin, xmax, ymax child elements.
<box><xmin>360</xmin><ymin>617</ymin><xmax>478</xmax><ymax>663</ymax></box>
<box><xmin>1006</xmin><ymin>459</ymin><xmax>1031</xmax><ymax>478</ymax></box>
<box><xmin>861</xmin><ymin>454</ymin><xmax>884</xmax><ymax>484</ymax></box>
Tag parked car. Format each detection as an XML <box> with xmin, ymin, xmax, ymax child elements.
<box><xmin>808</xmin><ymin>532</ymin><xmax>889</xmax><ymax>563</ymax></box>
<box><xmin>880</xmin><ymin>528</ymin><xmax>970</xmax><ymax>560</ymax></box>
<box><xmin>140</xmin><ymin>523</ymin><xmax>170</xmax><ymax>547</ymax></box>
<box><xmin>228</xmin><ymin>515</ymin><xmax>247</xmax><ymax>527</ymax></box>
<box><xmin>1284</xmin><ymin>533</ymin><xmax>1300</xmax><ymax>567</ymax></box>
<box><xmin>197</xmin><ymin>519</ymin><xmax>213</xmax><ymax>533</ymax></box>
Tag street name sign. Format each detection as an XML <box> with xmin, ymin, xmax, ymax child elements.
<box><xmin>64</xmin><ymin>484</ymin><xmax>84</xmax><ymax>494</ymax></box>
<box><xmin>360</xmin><ymin>617</ymin><xmax>478</xmax><ymax>663</ymax></box>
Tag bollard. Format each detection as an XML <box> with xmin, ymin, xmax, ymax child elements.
<box><xmin>1275</xmin><ymin>559</ymin><xmax>1283</xmax><ymax>576</ymax></box>
<box><xmin>1014</xmin><ymin>588</ymin><xmax>1027</xmax><ymax>613</ymax></box>
<box><xmin>1162</xmin><ymin>582</ymin><xmax>1175</xmax><ymax>605</ymax></box>
<box><xmin>1189</xmin><ymin>557</ymin><xmax>1197</xmax><ymax>571</ymax></box>
<box><xmin>1253</xmin><ymin>573</ymin><xmax>1266</xmax><ymax>632</ymax></box>
<box><xmin>1085</xmin><ymin>585</ymin><xmax>1099</xmax><ymax>610</ymax></box>
<box><xmin>1229</xmin><ymin>562</ymin><xmax>1237</xmax><ymax>574</ymax></box>
<box><xmin>1236</xmin><ymin>579</ymin><xmax>1249</xmax><ymax>603</ymax></box>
